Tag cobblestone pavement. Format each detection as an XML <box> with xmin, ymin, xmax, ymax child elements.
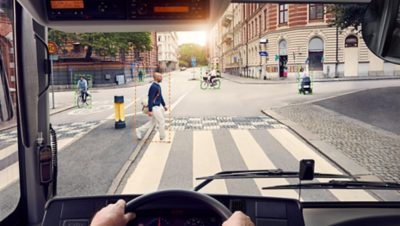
<box><xmin>274</xmin><ymin>104</ymin><xmax>400</xmax><ymax>183</ymax></box>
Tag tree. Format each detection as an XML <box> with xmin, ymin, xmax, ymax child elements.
<box><xmin>327</xmin><ymin>4</ymin><xmax>368</xmax><ymax>31</ymax></box>
<box><xmin>48</xmin><ymin>29</ymin><xmax>152</xmax><ymax>60</ymax></box>
<box><xmin>178</xmin><ymin>44</ymin><xmax>208</xmax><ymax>67</ymax></box>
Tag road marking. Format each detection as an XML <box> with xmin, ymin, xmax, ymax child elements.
<box><xmin>123</xmin><ymin>89</ymin><xmax>192</xmax><ymax>118</ymax></box>
<box><xmin>0</xmin><ymin>163</ymin><xmax>18</xmax><ymax>191</ymax></box>
<box><xmin>193</xmin><ymin>131</ymin><xmax>227</xmax><ymax>194</ymax></box>
<box><xmin>269</xmin><ymin>128</ymin><xmax>377</xmax><ymax>201</ymax></box>
<box><xmin>122</xmin><ymin>132</ymin><xmax>175</xmax><ymax>194</ymax></box>
<box><xmin>230</xmin><ymin>130</ymin><xmax>299</xmax><ymax>199</ymax></box>
<box><xmin>0</xmin><ymin>143</ymin><xmax>17</xmax><ymax>160</ymax></box>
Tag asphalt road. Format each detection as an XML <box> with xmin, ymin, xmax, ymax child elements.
<box><xmin>316</xmin><ymin>86</ymin><xmax>400</xmax><ymax>135</ymax></box>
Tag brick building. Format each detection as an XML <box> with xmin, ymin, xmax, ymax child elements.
<box><xmin>0</xmin><ymin>10</ymin><xmax>16</xmax><ymax>103</ymax></box>
<box><xmin>209</xmin><ymin>3</ymin><xmax>400</xmax><ymax>79</ymax></box>
<box><xmin>53</xmin><ymin>32</ymin><xmax>158</xmax><ymax>88</ymax></box>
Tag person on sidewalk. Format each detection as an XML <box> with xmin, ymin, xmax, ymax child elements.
<box><xmin>136</xmin><ymin>72</ymin><xmax>168</xmax><ymax>140</ymax></box>
<box><xmin>138</xmin><ymin>69</ymin><xmax>144</xmax><ymax>82</ymax></box>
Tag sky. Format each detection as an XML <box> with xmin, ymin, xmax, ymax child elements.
<box><xmin>177</xmin><ymin>31</ymin><xmax>207</xmax><ymax>46</ymax></box>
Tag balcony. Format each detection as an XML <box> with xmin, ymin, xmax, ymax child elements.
<box><xmin>222</xmin><ymin>13</ymin><xmax>233</xmax><ymax>27</ymax></box>
<box><xmin>222</xmin><ymin>32</ymin><xmax>233</xmax><ymax>44</ymax></box>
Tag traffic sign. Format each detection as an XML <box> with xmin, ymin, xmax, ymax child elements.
<box><xmin>48</xmin><ymin>41</ymin><xmax>58</xmax><ymax>55</ymax></box>
<box><xmin>191</xmin><ymin>56</ymin><xmax>197</xmax><ymax>67</ymax></box>
<box><xmin>50</xmin><ymin>55</ymin><xmax>59</xmax><ymax>60</ymax></box>
<box><xmin>259</xmin><ymin>51</ymin><xmax>268</xmax><ymax>57</ymax></box>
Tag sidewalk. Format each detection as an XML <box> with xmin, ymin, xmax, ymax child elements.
<box><xmin>222</xmin><ymin>73</ymin><xmax>400</xmax><ymax>85</ymax></box>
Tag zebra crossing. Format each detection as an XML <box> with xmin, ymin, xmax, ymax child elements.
<box><xmin>121</xmin><ymin>127</ymin><xmax>381</xmax><ymax>202</ymax></box>
<box><xmin>0</xmin><ymin>121</ymin><xmax>102</xmax><ymax>192</ymax></box>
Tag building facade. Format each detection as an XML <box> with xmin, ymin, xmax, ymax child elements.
<box><xmin>157</xmin><ymin>32</ymin><xmax>179</xmax><ymax>72</ymax></box>
<box><xmin>209</xmin><ymin>3</ymin><xmax>400</xmax><ymax>79</ymax></box>
<box><xmin>0</xmin><ymin>10</ymin><xmax>16</xmax><ymax>103</ymax></box>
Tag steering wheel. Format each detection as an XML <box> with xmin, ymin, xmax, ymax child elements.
<box><xmin>125</xmin><ymin>190</ymin><xmax>232</xmax><ymax>221</ymax></box>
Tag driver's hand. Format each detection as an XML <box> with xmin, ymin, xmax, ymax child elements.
<box><xmin>90</xmin><ymin>199</ymin><xmax>136</xmax><ymax>226</ymax></box>
<box><xmin>222</xmin><ymin>211</ymin><xmax>254</xmax><ymax>226</ymax></box>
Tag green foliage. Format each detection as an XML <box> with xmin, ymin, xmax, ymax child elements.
<box><xmin>178</xmin><ymin>43</ymin><xmax>208</xmax><ymax>67</ymax></box>
<box><xmin>327</xmin><ymin>4</ymin><xmax>368</xmax><ymax>31</ymax></box>
<box><xmin>48</xmin><ymin>29</ymin><xmax>152</xmax><ymax>60</ymax></box>
<box><xmin>179</xmin><ymin>60</ymin><xmax>189</xmax><ymax>68</ymax></box>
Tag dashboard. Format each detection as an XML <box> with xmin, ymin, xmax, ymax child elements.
<box><xmin>42</xmin><ymin>194</ymin><xmax>305</xmax><ymax>226</ymax></box>
<box><xmin>41</xmin><ymin>193</ymin><xmax>400</xmax><ymax>226</ymax></box>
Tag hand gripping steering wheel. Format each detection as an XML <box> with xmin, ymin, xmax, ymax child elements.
<box><xmin>125</xmin><ymin>190</ymin><xmax>232</xmax><ymax>220</ymax></box>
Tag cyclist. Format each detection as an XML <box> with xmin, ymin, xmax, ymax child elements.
<box><xmin>77</xmin><ymin>76</ymin><xmax>89</xmax><ymax>103</ymax></box>
<box><xmin>209</xmin><ymin>69</ymin><xmax>217</xmax><ymax>85</ymax></box>
<box><xmin>90</xmin><ymin>200</ymin><xmax>255</xmax><ymax>226</ymax></box>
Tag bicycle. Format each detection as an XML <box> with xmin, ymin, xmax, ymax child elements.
<box><xmin>76</xmin><ymin>91</ymin><xmax>92</xmax><ymax>108</ymax></box>
<box><xmin>200</xmin><ymin>76</ymin><xmax>221</xmax><ymax>90</ymax></box>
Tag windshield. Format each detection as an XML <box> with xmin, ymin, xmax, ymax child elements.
<box><xmin>1</xmin><ymin>3</ymin><xmax>400</xmax><ymax>217</ymax></box>
<box><xmin>0</xmin><ymin>0</ymin><xmax>19</xmax><ymax>221</ymax></box>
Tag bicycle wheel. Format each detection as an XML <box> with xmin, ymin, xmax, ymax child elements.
<box><xmin>213</xmin><ymin>80</ymin><xmax>221</xmax><ymax>89</ymax></box>
<box><xmin>77</xmin><ymin>95</ymin><xmax>84</xmax><ymax>108</ymax></box>
<box><xmin>200</xmin><ymin>81</ymin><xmax>209</xmax><ymax>90</ymax></box>
<box><xmin>85</xmin><ymin>95</ymin><xmax>92</xmax><ymax>108</ymax></box>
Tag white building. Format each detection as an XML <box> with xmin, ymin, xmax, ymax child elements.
<box><xmin>157</xmin><ymin>32</ymin><xmax>179</xmax><ymax>72</ymax></box>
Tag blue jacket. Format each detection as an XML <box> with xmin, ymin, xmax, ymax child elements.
<box><xmin>77</xmin><ymin>79</ymin><xmax>88</xmax><ymax>91</ymax></box>
<box><xmin>148</xmin><ymin>82</ymin><xmax>165</xmax><ymax>112</ymax></box>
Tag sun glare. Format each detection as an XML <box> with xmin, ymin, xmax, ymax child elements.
<box><xmin>177</xmin><ymin>31</ymin><xmax>207</xmax><ymax>46</ymax></box>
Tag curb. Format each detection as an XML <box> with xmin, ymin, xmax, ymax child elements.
<box><xmin>50</xmin><ymin>105</ymin><xmax>76</xmax><ymax>115</ymax></box>
<box><xmin>107</xmin><ymin>125</ymin><xmax>155</xmax><ymax>195</ymax></box>
<box><xmin>223</xmin><ymin>75</ymin><xmax>400</xmax><ymax>85</ymax></box>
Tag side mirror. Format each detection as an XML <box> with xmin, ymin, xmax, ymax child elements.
<box><xmin>0</xmin><ymin>50</ymin><xmax>14</xmax><ymax>122</ymax></box>
<box><xmin>362</xmin><ymin>0</ymin><xmax>400</xmax><ymax>64</ymax></box>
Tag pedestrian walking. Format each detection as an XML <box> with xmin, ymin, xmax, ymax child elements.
<box><xmin>136</xmin><ymin>72</ymin><xmax>168</xmax><ymax>140</ymax></box>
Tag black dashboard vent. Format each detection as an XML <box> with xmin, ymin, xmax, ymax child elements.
<box><xmin>230</xmin><ymin>199</ymin><xmax>246</xmax><ymax>212</ymax></box>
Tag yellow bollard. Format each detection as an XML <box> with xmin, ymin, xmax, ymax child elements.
<box><xmin>114</xmin><ymin>96</ymin><xmax>126</xmax><ymax>129</ymax></box>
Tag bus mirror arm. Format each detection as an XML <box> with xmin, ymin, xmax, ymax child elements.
<box><xmin>34</xmin><ymin>33</ymin><xmax>51</xmax><ymax>98</ymax></box>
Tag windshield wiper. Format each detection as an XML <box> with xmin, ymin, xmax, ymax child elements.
<box><xmin>194</xmin><ymin>169</ymin><xmax>352</xmax><ymax>191</ymax></box>
<box><xmin>263</xmin><ymin>180</ymin><xmax>400</xmax><ymax>190</ymax></box>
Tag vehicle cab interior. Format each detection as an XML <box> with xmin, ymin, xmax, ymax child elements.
<box><xmin>1</xmin><ymin>0</ymin><xmax>400</xmax><ymax>226</ymax></box>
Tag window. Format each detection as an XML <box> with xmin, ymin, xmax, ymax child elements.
<box><xmin>308</xmin><ymin>37</ymin><xmax>324</xmax><ymax>71</ymax></box>
<box><xmin>279</xmin><ymin>39</ymin><xmax>287</xmax><ymax>56</ymax></box>
<box><xmin>255</xmin><ymin>18</ymin><xmax>258</xmax><ymax>36</ymax></box>
<box><xmin>0</xmin><ymin>0</ymin><xmax>19</xmax><ymax>222</ymax></box>
<box><xmin>259</xmin><ymin>15</ymin><xmax>262</xmax><ymax>34</ymax></box>
<box><xmin>309</xmin><ymin>4</ymin><xmax>324</xmax><ymax>21</ymax></box>
<box><xmin>264</xmin><ymin>9</ymin><xmax>268</xmax><ymax>30</ymax></box>
<box><xmin>279</xmin><ymin>4</ymin><xmax>288</xmax><ymax>24</ymax></box>
<box><xmin>345</xmin><ymin>35</ymin><xmax>359</xmax><ymax>48</ymax></box>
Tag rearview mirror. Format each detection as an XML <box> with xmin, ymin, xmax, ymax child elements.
<box><xmin>0</xmin><ymin>50</ymin><xmax>14</xmax><ymax>122</ymax></box>
<box><xmin>362</xmin><ymin>0</ymin><xmax>400</xmax><ymax>64</ymax></box>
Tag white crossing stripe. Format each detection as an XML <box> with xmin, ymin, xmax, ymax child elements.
<box><xmin>230</xmin><ymin>130</ymin><xmax>299</xmax><ymax>199</ymax></box>
<box><xmin>269</xmin><ymin>128</ymin><xmax>377</xmax><ymax>202</ymax></box>
<box><xmin>122</xmin><ymin>132</ymin><xmax>175</xmax><ymax>194</ymax></box>
<box><xmin>0</xmin><ymin>136</ymin><xmax>90</xmax><ymax>192</ymax></box>
<box><xmin>0</xmin><ymin>143</ymin><xmax>17</xmax><ymax>160</ymax></box>
<box><xmin>193</xmin><ymin>131</ymin><xmax>228</xmax><ymax>194</ymax></box>
<box><xmin>0</xmin><ymin>163</ymin><xmax>18</xmax><ymax>191</ymax></box>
